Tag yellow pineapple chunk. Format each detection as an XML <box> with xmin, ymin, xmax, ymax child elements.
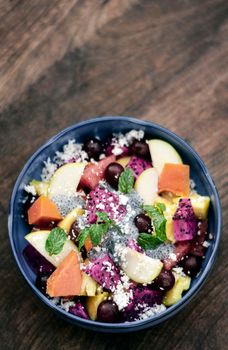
<box><xmin>116</xmin><ymin>156</ymin><xmax>131</xmax><ymax>168</ymax></box>
<box><xmin>163</xmin><ymin>272</ymin><xmax>191</xmax><ymax>306</ymax></box>
<box><xmin>173</xmin><ymin>194</ymin><xmax>210</xmax><ymax>220</ymax></box>
<box><xmin>57</xmin><ymin>208</ymin><xmax>84</xmax><ymax>233</ymax></box>
<box><xmin>80</xmin><ymin>272</ymin><xmax>98</xmax><ymax>297</ymax></box>
<box><xmin>86</xmin><ymin>292</ymin><xmax>109</xmax><ymax>320</ymax></box>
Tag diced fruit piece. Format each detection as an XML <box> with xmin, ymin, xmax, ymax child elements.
<box><xmin>116</xmin><ymin>156</ymin><xmax>131</xmax><ymax>168</ymax></box>
<box><xmin>86</xmin><ymin>186</ymin><xmax>126</xmax><ymax>223</ymax></box>
<box><xmin>83</xmin><ymin>138</ymin><xmax>102</xmax><ymax>160</ymax></box>
<box><xmin>97</xmin><ymin>300</ymin><xmax>119</xmax><ymax>323</ymax></box>
<box><xmin>84</xmin><ymin>255</ymin><xmax>120</xmax><ymax>292</ymax></box>
<box><xmin>86</xmin><ymin>292</ymin><xmax>109</xmax><ymax>320</ymax></box>
<box><xmin>121</xmin><ymin>287</ymin><xmax>163</xmax><ymax>321</ymax></box>
<box><xmin>173</xmin><ymin>198</ymin><xmax>197</xmax><ymax>241</ymax></box>
<box><xmin>30</xmin><ymin>180</ymin><xmax>49</xmax><ymax>196</ymax></box>
<box><xmin>127</xmin><ymin>156</ymin><xmax>151</xmax><ymax>179</ymax></box>
<box><xmin>134</xmin><ymin>168</ymin><xmax>158</xmax><ymax>205</ymax></box>
<box><xmin>47</xmin><ymin>251</ymin><xmax>82</xmax><ymax>297</ymax></box>
<box><xmin>80</xmin><ymin>155</ymin><xmax>116</xmax><ymax>190</ymax></box>
<box><xmin>84</xmin><ymin>236</ymin><xmax>93</xmax><ymax>252</ymax></box>
<box><xmin>163</xmin><ymin>241</ymin><xmax>191</xmax><ymax>270</ymax></box>
<box><xmin>23</xmin><ymin>244</ymin><xmax>55</xmax><ymax>275</ymax></box>
<box><xmin>25</xmin><ymin>230</ymin><xmax>79</xmax><ymax>267</ymax></box>
<box><xmin>80</xmin><ymin>272</ymin><xmax>98</xmax><ymax>296</ymax></box>
<box><xmin>58</xmin><ymin>208</ymin><xmax>84</xmax><ymax>233</ymax></box>
<box><xmin>163</xmin><ymin>203</ymin><xmax>177</xmax><ymax>243</ymax></box>
<box><xmin>131</xmin><ymin>140</ymin><xmax>150</xmax><ymax>159</ymax></box>
<box><xmin>27</xmin><ymin>195</ymin><xmax>62</xmax><ymax>226</ymax></box>
<box><xmin>120</xmin><ymin>247</ymin><xmax>163</xmax><ymax>284</ymax></box>
<box><xmin>163</xmin><ymin>272</ymin><xmax>191</xmax><ymax>306</ymax></box>
<box><xmin>48</xmin><ymin>163</ymin><xmax>86</xmax><ymax>199</ymax></box>
<box><xmin>158</xmin><ymin>163</ymin><xmax>190</xmax><ymax>197</ymax></box>
<box><xmin>69</xmin><ymin>300</ymin><xmax>90</xmax><ymax>319</ymax></box>
<box><xmin>174</xmin><ymin>194</ymin><xmax>210</xmax><ymax>220</ymax></box>
<box><xmin>105</xmin><ymin>162</ymin><xmax>124</xmax><ymax>189</ymax></box>
<box><xmin>189</xmin><ymin>219</ymin><xmax>208</xmax><ymax>257</ymax></box>
<box><xmin>148</xmin><ymin>139</ymin><xmax>182</xmax><ymax>175</ymax></box>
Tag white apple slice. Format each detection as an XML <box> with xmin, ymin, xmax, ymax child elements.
<box><xmin>25</xmin><ymin>230</ymin><xmax>79</xmax><ymax>267</ymax></box>
<box><xmin>120</xmin><ymin>247</ymin><xmax>163</xmax><ymax>284</ymax></box>
<box><xmin>48</xmin><ymin>162</ymin><xmax>86</xmax><ymax>199</ymax></box>
<box><xmin>134</xmin><ymin>168</ymin><xmax>158</xmax><ymax>205</ymax></box>
<box><xmin>148</xmin><ymin>139</ymin><xmax>182</xmax><ymax>175</ymax></box>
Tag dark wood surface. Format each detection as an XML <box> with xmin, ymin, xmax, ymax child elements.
<box><xmin>0</xmin><ymin>0</ymin><xmax>227</xmax><ymax>349</ymax></box>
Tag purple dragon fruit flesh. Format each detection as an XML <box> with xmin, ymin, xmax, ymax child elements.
<box><xmin>23</xmin><ymin>244</ymin><xmax>55</xmax><ymax>276</ymax></box>
<box><xmin>84</xmin><ymin>254</ymin><xmax>121</xmax><ymax>292</ymax></box>
<box><xmin>69</xmin><ymin>300</ymin><xmax>90</xmax><ymax>320</ymax></box>
<box><xmin>173</xmin><ymin>198</ymin><xmax>197</xmax><ymax>241</ymax></box>
<box><xmin>127</xmin><ymin>156</ymin><xmax>151</xmax><ymax>178</ymax></box>
<box><xmin>121</xmin><ymin>286</ymin><xmax>163</xmax><ymax>322</ymax></box>
<box><xmin>86</xmin><ymin>186</ymin><xmax>127</xmax><ymax>224</ymax></box>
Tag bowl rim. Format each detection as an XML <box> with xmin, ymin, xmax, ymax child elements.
<box><xmin>8</xmin><ymin>116</ymin><xmax>222</xmax><ymax>331</ymax></box>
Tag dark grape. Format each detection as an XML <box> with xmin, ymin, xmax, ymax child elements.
<box><xmin>152</xmin><ymin>270</ymin><xmax>175</xmax><ymax>292</ymax></box>
<box><xmin>134</xmin><ymin>213</ymin><xmax>152</xmax><ymax>233</ymax></box>
<box><xmin>35</xmin><ymin>275</ymin><xmax>49</xmax><ymax>296</ymax></box>
<box><xmin>180</xmin><ymin>255</ymin><xmax>202</xmax><ymax>277</ymax></box>
<box><xmin>97</xmin><ymin>300</ymin><xmax>119</xmax><ymax>323</ymax></box>
<box><xmin>83</xmin><ymin>138</ymin><xmax>102</xmax><ymax>160</ymax></box>
<box><xmin>104</xmin><ymin>162</ymin><xmax>124</xmax><ymax>189</ymax></box>
<box><xmin>69</xmin><ymin>221</ymin><xmax>80</xmax><ymax>241</ymax></box>
<box><xmin>131</xmin><ymin>140</ymin><xmax>150</xmax><ymax>159</ymax></box>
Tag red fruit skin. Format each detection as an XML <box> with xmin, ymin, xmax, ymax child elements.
<box><xmin>163</xmin><ymin>241</ymin><xmax>191</xmax><ymax>270</ymax></box>
<box><xmin>80</xmin><ymin>155</ymin><xmax>116</xmax><ymax>190</ymax></box>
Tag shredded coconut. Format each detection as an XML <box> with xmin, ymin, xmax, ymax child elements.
<box><xmin>137</xmin><ymin>304</ymin><xmax>166</xmax><ymax>320</ymax></box>
<box><xmin>24</xmin><ymin>184</ymin><xmax>37</xmax><ymax>196</ymax></box>
<box><xmin>202</xmin><ymin>241</ymin><xmax>210</xmax><ymax>248</ymax></box>
<box><xmin>172</xmin><ymin>267</ymin><xmax>186</xmax><ymax>276</ymax></box>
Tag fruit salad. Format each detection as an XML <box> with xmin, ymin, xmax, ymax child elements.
<box><xmin>23</xmin><ymin>130</ymin><xmax>211</xmax><ymax>323</ymax></box>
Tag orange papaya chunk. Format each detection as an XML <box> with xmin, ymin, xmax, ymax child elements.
<box><xmin>47</xmin><ymin>251</ymin><xmax>82</xmax><ymax>297</ymax></box>
<box><xmin>84</xmin><ymin>236</ymin><xmax>93</xmax><ymax>252</ymax></box>
<box><xmin>27</xmin><ymin>195</ymin><xmax>62</xmax><ymax>226</ymax></box>
<box><xmin>158</xmin><ymin>163</ymin><xmax>190</xmax><ymax>197</ymax></box>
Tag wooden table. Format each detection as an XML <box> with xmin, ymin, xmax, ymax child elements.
<box><xmin>0</xmin><ymin>1</ymin><xmax>227</xmax><ymax>349</ymax></box>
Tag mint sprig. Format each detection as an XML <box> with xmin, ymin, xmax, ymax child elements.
<box><xmin>137</xmin><ymin>203</ymin><xmax>167</xmax><ymax>250</ymax></box>
<box><xmin>45</xmin><ymin>227</ymin><xmax>67</xmax><ymax>256</ymax></box>
<box><xmin>77</xmin><ymin>212</ymin><xmax>121</xmax><ymax>250</ymax></box>
<box><xmin>118</xmin><ymin>168</ymin><xmax>134</xmax><ymax>194</ymax></box>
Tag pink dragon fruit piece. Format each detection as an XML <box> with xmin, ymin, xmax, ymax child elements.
<box><xmin>84</xmin><ymin>255</ymin><xmax>121</xmax><ymax>292</ymax></box>
<box><xmin>105</xmin><ymin>138</ymin><xmax>130</xmax><ymax>157</ymax></box>
<box><xmin>69</xmin><ymin>300</ymin><xmax>89</xmax><ymax>319</ymax></box>
<box><xmin>173</xmin><ymin>198</ymin><xmax>197</xmax><ymax>241</ymax></box>
<box><xmin>86</xmin><ymin>186</ymin><xmax>127</xmax><ymax>224</ymax></box>
<box><xmin>121</xmin><ymin>286</ymin><xmax>163</xmax><ymax>321</ymax></box>
<box><xmin>127</xmin><ymin>239</ymin><xmax>143</xmax><ymax>253</ymax></box>
<box><xmin>127</xmin><ymin>156</ymin><xmax>152</xmax><ymax>178</ymax></box>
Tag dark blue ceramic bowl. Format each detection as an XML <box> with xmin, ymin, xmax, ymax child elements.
<box><xmin>8</xmin><ymin>116</ymin><xmax>221</xmax><ymax>332</ymax></box>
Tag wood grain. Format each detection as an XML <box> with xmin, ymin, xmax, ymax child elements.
<box><xmin>0</xmin><ymin>0</ymin><xmax>227</xmax><ymax>349</ymax></box>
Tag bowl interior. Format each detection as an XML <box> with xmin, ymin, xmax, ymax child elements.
<box><xmin>9</xmin><ymin>117</ymin><xmax>221</xmax><ymax>332</ymax></box>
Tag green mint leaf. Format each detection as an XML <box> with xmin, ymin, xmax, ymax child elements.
<box><xmin>137</xmin><ymin>233</ymin><xmax>163</xmax><ymax>250</ymax></box>
<box><xmin>45</xmin><ymin>227</ymin><xmax>67</xmax><ymax>256</ymax></box>
<box><xmin>89</xmin><ymin>223</ymin><xmax>107</xmax><ymax>246</ymax></box>
<box><xmin>142</xmin><ymin>203</ymin><xmax>167</xmax><ymax>246</ymax></box>
<box><xmin>118</xmin><ymin>168</ymin><xmax>134</xmax><ymax>194</ymax></box>
<box><xmin>78</xmin><ymin>227</ymin><xmax>90</xmax><ymax>250</ymax></box>
<box><xmin>96</xmin><ymin>211</ymin><xmax>110</xmax><ymax>222</ymax></box>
